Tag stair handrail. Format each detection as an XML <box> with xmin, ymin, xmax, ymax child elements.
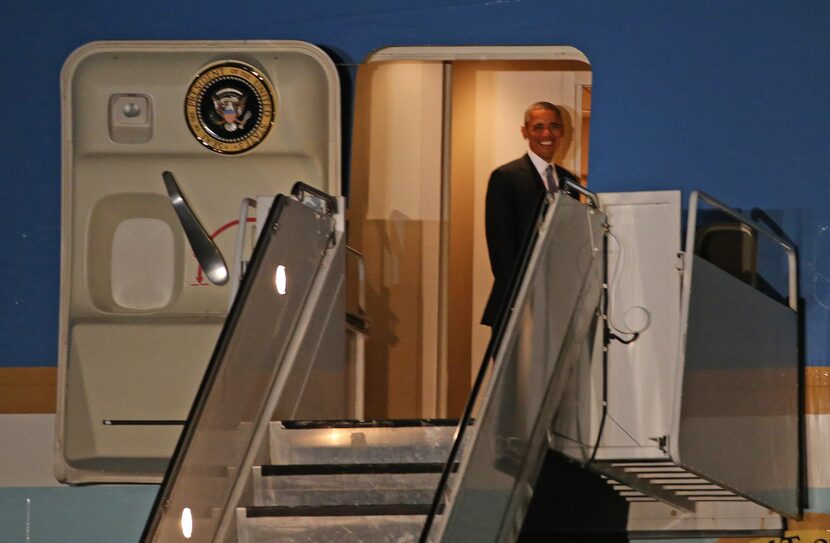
<box><xmin>140</xmin><ymin>193</ymin><xmax>343</xmax><ymax>543</ymax></box>
<box><xmin>418</xmin><ymin>193</ymin><xmax>552</xmax><ymax>542</ymax></box>
<box><xmin>691</xmin><ymin>191</ymin><xmax>797</xmax><ymax>310</ymax></box>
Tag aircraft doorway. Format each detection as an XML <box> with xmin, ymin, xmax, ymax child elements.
<box><xmin>348</xmin><ymin>47</ymin><xmax>592</xmax><ymax>419</ymax></box>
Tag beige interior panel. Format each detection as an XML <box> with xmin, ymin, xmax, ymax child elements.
<box><xmin>85</xmin><ymin>192</ymin><xmax>184</xmax><ymax>313</ymax></box>
<box><xmin>110</xmin><ymin>218</ymin><xmax>175</xmax><ymax>309</ymax></box>
<box><xmin>349</xmin><ymin>61</ymin><xmax>443</xmax><ymax>418</ymax></box>
<box><xmin>63</xmin><ymin>322</ymin><xmax>221</xmax><ymax>471</ymax></box>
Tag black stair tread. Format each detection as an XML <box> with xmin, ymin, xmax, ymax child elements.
<box><xmin>279</xmin><ymin>419</ymin><xmax>459</xmax><ymax>430</ymax></box>
<box><xmin>245</xmin><ymin>503</ymin><xmax>443</xmax><ymax>518</ymax></box>
<box><xmin>260</xmin><ymin>462</ymin><xmax>458</xmax><ymax>476</ymax></box>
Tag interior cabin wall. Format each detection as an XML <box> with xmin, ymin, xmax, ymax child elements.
<box><xmin>349</xmin><ymin>61</ymin><xmax>444</xmax><ymax>418</ymax></box>
<box><xmin>446</xmin><ymin>63</ymin><xmax>477</xmax><ymax>417</ymax></box>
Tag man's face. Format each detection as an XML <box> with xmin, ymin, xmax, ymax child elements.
<box><xmin>521</xmin><ymin>108</ymin><xmax>563</xmax><ymax>162</ymax></box>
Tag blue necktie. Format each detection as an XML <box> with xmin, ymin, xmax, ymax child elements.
<box><xmin>545</xmin><ymin>164</ymin><xmax>556</xmax><ymax>193</ymax></box>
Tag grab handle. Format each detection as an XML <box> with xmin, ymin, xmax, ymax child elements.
<box><xmin>162</xmin><ymin>171</ymin><xmax>229</xmax><ymax>286</ymax></box>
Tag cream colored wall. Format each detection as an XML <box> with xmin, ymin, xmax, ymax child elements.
<box><xmin>350</xmin><ymin>62</ymin><xmax>444</xmax><ymax>417</ymax></box>
<box><xmin>365</xmin><ymin>63</ymin><xmax>443</xmax><ymax>222</ymax></box>
<box><xmin>366</xmin><ymin>62</ymin><xmax>444</xmax><ymax>415</ymax></box>
<box><xmin>469</xmin><ymin>66</ymin><xmax>593</xmax><ymax>376</ymax></box>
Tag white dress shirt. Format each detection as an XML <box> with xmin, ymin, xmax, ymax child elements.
<box><xmin>527</xmin><ymin>150</ymin><xmax>559</xmax><ymax>191</ymax></box>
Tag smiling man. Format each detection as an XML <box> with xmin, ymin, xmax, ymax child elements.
<box><xmin>481</xmin><ymin>102</ymin><xmax>580</xmax><ymax>326</ymax></box>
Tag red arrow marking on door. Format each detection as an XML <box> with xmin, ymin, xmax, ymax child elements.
<box><xmin>191</xmin><ymin>217</ymin><xmax>257</xmax><ymax>286</ymax></box>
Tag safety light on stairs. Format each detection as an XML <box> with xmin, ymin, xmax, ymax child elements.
<box><xmin>180</xmin><ymin>507</ymin><xmax>192</xmax><ymax>539</ymax></box>
<box><xmin>275</xmin><ymin>265</ymin><xmax>287</xmax><ymax>295</ymax></box>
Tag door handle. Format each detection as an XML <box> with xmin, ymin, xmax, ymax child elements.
<box><xmin>162</xmin><ymin>171</ymin><xmax>229</xmax><ymax>286</ymax></box>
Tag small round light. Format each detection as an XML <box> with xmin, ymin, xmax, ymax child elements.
<box><xmin>123</xmin><ymin>102</ymin><xmax>142</xmax><ymax>118</ymax></box>
<box><xmin>275</xmin><ymin>265</ymin><xmax>287</xmax><ymax>295</ymax></box>
<box><xmin>181</xmin><ymin>507</ymin><xmax>193</xmax><ymax>539</ymax></box>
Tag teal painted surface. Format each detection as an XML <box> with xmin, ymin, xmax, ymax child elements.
<box><xmin>0</xmin><ymin>485</ymin><xmax>826</xmax><ymax>541</ymax></box>
<box><xmin>0</xmin><ymin>486</ymin><xmax>157</xmax><ymax>543</ymax></box>
<box><xmin>809</xmin><ymin>488</ymin><xmax>830</xmax><ymax>514</ymax></box>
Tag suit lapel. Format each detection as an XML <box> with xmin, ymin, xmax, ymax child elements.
<box><xmin>520</xmin><ymin>154</ymin><xmax>578</xmax><ymax>193</ymax></box>
<box><xmin>522</xmin><ymin>154</ymin><xmax>546</xmax><ymax>191</ymax></box>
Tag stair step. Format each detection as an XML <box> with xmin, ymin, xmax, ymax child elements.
<box><xmin>236</xmin><ymin>509</ymin><xmax>427</xmax><ymax>543</ymax></box>
<box><xmin>261</xmin><ymin>462</ymin><xmax>449</xmax><ymax>475</ymax></box>
<box><xmin>269</xmin><ymin>419</ymin><xmax>459</xmax><ymax>465</ymax></box>
<box><xmin>252</xmin><ymin>464</ymin><xmax>454</xmax><ymax>507</ymax></box>
<box><xmin>246</xmin><ymin>503</ymin><xmax>437</xmax><ymax>517</ymax></box>
<box><xmin>242</xmin><ymin>421</ymin><xmax>456</xmax><ymax>540</ymax></box>
<box><xmin>280</xmin><ymin>419</ymin><xmax>458</xmax><ymax>430</ymax></box>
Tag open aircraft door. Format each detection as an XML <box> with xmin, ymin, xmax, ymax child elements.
<box><xmin>56</xmin><ymin>41</ymin><xmax>344</xmax><ymax>484</ymax></box>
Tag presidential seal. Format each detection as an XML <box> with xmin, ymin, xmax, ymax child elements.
<box><xmin>185</xmin><ymin>61</ymin><xmax>276</xmax><ymax>154</ymax></box>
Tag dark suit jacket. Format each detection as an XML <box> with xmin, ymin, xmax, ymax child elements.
<box><xmin>482</xmin><ymin>154</ymin><xmax>580</xmax><ymax>326</ymax></box>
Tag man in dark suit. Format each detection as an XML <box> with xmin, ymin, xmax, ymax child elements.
<box><xmin>482</xmin><ymin>102</ymin><xmax>580</xmax><ymax>326</ymax></box>
<box><xmin>483</xmin><ymin>103</ymin><xmax>630</xmax><ymax>540</ymax></box>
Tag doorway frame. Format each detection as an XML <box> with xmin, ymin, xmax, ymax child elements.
<box><xmin>360</xmin><ymin>45</ymin><xmax>591</xmax><ymax>417</ymax></box>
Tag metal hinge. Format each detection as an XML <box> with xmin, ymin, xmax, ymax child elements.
<box><xmin>650</xmin><ymin>435</ymin><xmax>669</xmax><ymax>453</ymax></box>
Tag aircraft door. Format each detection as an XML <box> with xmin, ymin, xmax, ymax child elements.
<box><xmin>347</xmin><ymin>47</ymin><xmax>592</xmax><ymax>419</ymax></box>
<box><xmin>56</xmin><ymin>41</ymin><xmax>341</xmax><ymax>484</ymax></box>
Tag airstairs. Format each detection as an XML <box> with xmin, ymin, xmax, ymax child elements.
<box><xmin>138</xmin><ymin>184</ymin><xmax>610</xmax><ymax>542</ymax></box>
<box><xmin>115</xmin><ymin>183</ymin><xmax>798</xmax><ymax>542</ymax></box>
